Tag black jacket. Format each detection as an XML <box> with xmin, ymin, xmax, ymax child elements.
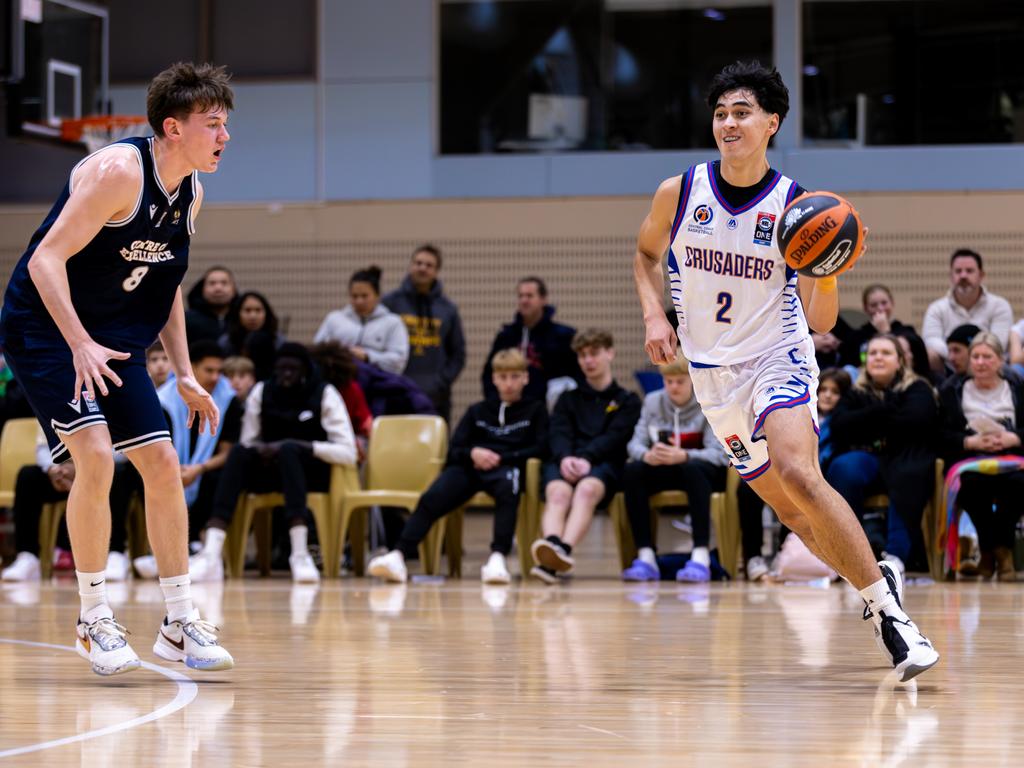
<box><xmin>548</xmin><ymin>380</ymin><xmax>641</xmax><ymax>466</ymax></box>
<box><xmin>481</xmin><ymin>305</ymin><xmax>582</xmax><ymax>402</ymax></box>
<box><xmin>184</xmin><ymin>278</ymin><xmax>235</xmax><ymax>344</ymax></box>
<box><xmin>447</xmin><ymin>398</ymin><xmax>548</xmax><ymax>469</ymax></box>
<box><xmin>829</xmin><ymin>378</ymin><xmax>938</xmax><ymax>484</ymax></box>
<box><xmin>938</xmin><ymin>375</ymin><xmax>1024</xmax><ymax>465</ymax></box>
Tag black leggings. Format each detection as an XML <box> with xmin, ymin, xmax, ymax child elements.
<box><xmin>622</xmin><ymin>459</ymin><xmax>724</xmax><ymax>551</ymax></box>
<box><xmin>956</xmin><ymin>470</ymin><xmax>1024</xmax><ymax>552</ymax></box>
<box><xmin>397</xmin><ymin>465</ymin><xmax>520</xmax><ymax>558</ymax></box>
<box><xmin>210</xmin><ymin>442</ymin><xmax>330</xmax><ymax>530</ymax></box>
<box><xmin>738</xmin><ymin>480</ymin><xmax>767</xmax><ymax>563</ymax></box>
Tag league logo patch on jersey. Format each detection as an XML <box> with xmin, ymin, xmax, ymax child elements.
<box><xmin>753</xmin><ymin>211</ymin><xmax>776</xmax><ymax>246</ymax></box>
<box><xmin>726</xmin><ymin>217</ymin><xmax>738</xmax><ymax>230</ymax></box>
<box><xmin>724</xmin><ymin>434</ymin><xmax>752</xmax><ymax>462</ymax></box>
<box><xmin>687</xmin><ymin>204</ymin><xmax>715</xmax><ymax>236</ymax></box>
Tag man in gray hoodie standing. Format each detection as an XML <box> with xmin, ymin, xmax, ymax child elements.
<box><xmin>383</xmin><ymin>245</ymin><xmax>466</xmax><ymax>422</ymax></box>
<box><xmin>620</xmin><ymin>358</ymin><xmax>729</xmax><ymax>583</ymax></box>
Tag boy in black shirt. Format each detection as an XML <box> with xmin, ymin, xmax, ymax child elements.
<box><xmin>368</xmin><ymin>349</ymin><xmax>548</xmax><ymax>583</ymax></box>
<box><xmin>531</xmin><ymin>329</ymin><xmax>641</xmax><ymax>583</ymax></box>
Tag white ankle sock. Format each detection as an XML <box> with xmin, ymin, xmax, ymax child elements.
<box><xmin>690</xmin><ymin>547</ymin><xmax>710</xmax><ymax>568</ymax></box>
<box><xmin>290</xmin><ymin>525</ymin><xmax>309</xmax><ymax>557</ymax></box>
<box><xmin>638</xmin><ymin>547</ymin><xmax>657</xmax><ymax>567</ymax></box>
<box><xmin>860</xmin><ymin>576</ymin><xmax>898</xmax><ymax>615</ymax></box>
<box><xmin>76</xmin><ymin>570</ymin><xmax>112</xmax><ymax>623</ymax></box>
<box><xmin>160</xmin><ymin>574</ymin><xmax>193</xmax><ymax>623</ymax></box>
<box><xmin>202</xmin><ymin>527</ymin><xmax>226</xmax><ymax>558</ymax></box>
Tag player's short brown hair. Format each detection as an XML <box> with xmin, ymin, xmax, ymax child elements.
<box><xmin>147</xmin><ymin>62</ymin><xmax>234</xmax><ymax>137</ymax></box>
<box><xmin>222</xmin><ymin>356</ymin><xmax>255</xmax><ymax>377</ymax></box>
<box><xmin>571</xmin><ymin>329</ymin><xmax>614</xmax><ymax>353</ymax></box>
<box><xmin>491</xmin><ymin>348</ymin><xmax>528</xmax><ymax>373</ymax></box>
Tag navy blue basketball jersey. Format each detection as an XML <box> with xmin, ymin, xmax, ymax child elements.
<box><xmin>0</xmin><ymin>136</ymin><xmax>196</xmax><ymax>353</ymax></box>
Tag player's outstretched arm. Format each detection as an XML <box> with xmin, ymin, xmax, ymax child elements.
<box><xmin>634</xmin><ymin>176</ymin><xmax>682</xmax><ymax>364</ymax></box>
<box><xmin>161</xmin><ymin>287</ymin><xmax>220</xmax><ymax>436</ymax></box>
<box><xmin>28</xmin><ymin>150</ymin><xmax>140</xmax><ymax>401</ymax></box>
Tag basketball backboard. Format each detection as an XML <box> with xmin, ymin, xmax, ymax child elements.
<box><xmin>3</xmin><ymin>0</ymin><xmax>108</xmax><ymax>140</ymax></box>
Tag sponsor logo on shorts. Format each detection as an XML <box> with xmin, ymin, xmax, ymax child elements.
<box><xmin>753</xmin><ymin>211</ymin><xmax>776</xmax><ymax>246</ymax></box>
<box><xmin>724</xmin><ymin>434</ymin><xmax>752</xmax><ymax>462</ymax></box>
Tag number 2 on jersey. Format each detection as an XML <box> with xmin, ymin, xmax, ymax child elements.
<box><xmin>122</xmin><ymin>266</ymin><xmax>149</xmax><ymax>292</ymax></box>
<box><xmin>715</xmin><ymin>291</ymin><xmax>733</xmax><ymax>324</ymax></box>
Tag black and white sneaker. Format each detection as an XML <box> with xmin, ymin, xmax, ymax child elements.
<box><xmin>529</xmin><ymin>565</ymin><xmax>559</xmax><ymax>585</ymax></box>
<box><xmin>868</xmin><ymin>560</ymin><xmax>904</xmax><ymax>662</ymax></box>
<box><xmin>531</xmin><ymin>538</ymin><xmax>574</xmax><ymax>573</ymax></box>
<box><xmin>863</xmin><ymin>604</ymin><xmax>939</xmax><ymax>682</ymax></box>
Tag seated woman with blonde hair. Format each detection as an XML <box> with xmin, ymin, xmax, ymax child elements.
<box><xmin>826</xmin><ymin>334</ymin><xmax>939</xmax><ymax>575</ymax></box>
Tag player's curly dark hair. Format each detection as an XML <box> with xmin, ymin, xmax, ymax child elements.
<box><xmin>147</xmin><ymin>62</ymin><xmax>234</xmax><ymax>137</ymax></box>
<box><xmin>706</xmin><ymin>60</ymin><xmax>790</xmax><ymax>126</ymax></box>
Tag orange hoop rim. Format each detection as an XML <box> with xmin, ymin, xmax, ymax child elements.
<box><xmin>61</xmin><ymin>115</ymin><xmax>148</xmax><ymax>142</ymax></box>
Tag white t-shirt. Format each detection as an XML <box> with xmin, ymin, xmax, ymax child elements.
<box><xmin>962</xmin><ymin>378</ymin><xmax>1015</xmax><ymax>432</ymax></box>
<box><xmin>667</xmin><ymin>162</ymin><xmax>808</xmax><ymax>366</ymax></box>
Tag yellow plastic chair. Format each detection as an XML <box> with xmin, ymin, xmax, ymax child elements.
<box><xmin>224</xmin><ymin>462</ymin><xmax>360</xmax><ymax>579</ymax></box>
<box><xmin>0</xmin><ymin>418</ymin><xmax>41</xmax><ymax>509</ymax></box>
<box><xmin>336</xmin><ymin>416</ymin><xmax>448</xmax><ymax>576</ymax></box>
<box><xmin>609</xmin><ymin>467</ymin><xmax>741</xmax><ymax>577</ymax></box>
<box><xmin>40</xmin><ymin>491</ymin><xmax>150</xmax><ymax>579</ymax></box>
<box><xmin>446</xmin><ymin>457</ymin><xmax>541</xmax><ymax>578</ymax></box>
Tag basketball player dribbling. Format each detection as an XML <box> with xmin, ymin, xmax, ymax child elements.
<box><xmin>633</xmin><ymin>61</ymin><xmax>938</xmax><ymax>681</ymax></box>
<box><xmin>0</xmin><ymin>62</ymin><xmax>234</xmax><ymax>675</ymax></box>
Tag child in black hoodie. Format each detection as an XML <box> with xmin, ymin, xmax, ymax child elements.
<box><xmin>531</xmin><ymin>329</ymin><xmax>641</xmax><ymax>583</ymax></box>
<box><xmin>367</xmin><ymin>349</ymin><xmax>548</xmax><ymax>583</ymax></box>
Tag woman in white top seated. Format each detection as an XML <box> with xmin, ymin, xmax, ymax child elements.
<box><xmin>314</xmin><ymin>266</ymin><xmax>409</xmax><ymax>374</ymax></box>
<box><xmin>939</xmin><ymin>332</ymin><xmax>1024</xmax><ymax>581</ymax></box>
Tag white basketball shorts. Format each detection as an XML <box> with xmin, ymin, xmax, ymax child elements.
<box><xmin>688</xmin><ymin>334</ymin><xmax>820</xmax><ymax>481</ymax></box>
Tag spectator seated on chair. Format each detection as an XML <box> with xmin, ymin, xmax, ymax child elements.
<box><xmin>204</xmin><ymin>343</ymin><xmax>357</xmax><ymax>583</ymax></box>
<box><xmin>619</xmin><ymin>358</ymin><xmax>729</xmax><ymax>583</ymax></box>
<box><xmin>314</xmin><ymin>266</ymin><xmax>409</xmax><ymax>375</ymax></box>
<box><xmin>826</xmin><ymin>334</ymin><xmax>939</xmax><ymax>575</ymax></box>
<box><xmin>531</xmin><ymin>329</ymin><xmax>641</xmax><ymax>584</ymax></box>
<box><xmin>309</xmin><ymin>342</ymin><xmax>374</xmax><ymax>443</ymax></box>
<box><xmin>480</xmin><ymin>276</ymin><xmax>582</xmax><ymax>410</ymax></box>
<box><xmin>367</xmin><ymin>348</ymin><xmax>548</xmax><ymax>584</ymax></box>
<box><xmin>222</xmin><ymin>355</ymin><xmax>256</xmax><ymax>402</ymax></box>
<box><xmin>219</xmin><ymin>291</ymin><xmax>286</xmax><ymax>381</ymax></box>
<box><xmin>816</xmin><ymin>367</ymin><xmax>851</xmax><ymax>475</ymax></box>
<box><xmin>939</xmin><ymin>332</ymin><xmax>1024</xmax><ymax>581</ymax></box>
<box><xmin>2</xmin><ymin>427</ymin><xmax>134</xmax><ymax>582</ymax></box>
<box><xmin>922</xmin><ymin>248</ymin><xmax>1013</xmax><ymax>374</ymax></box>
<box><xmin>146</xmin><ymin>341</ymin><xmax>172</xmax><ymax>388</ymax></box>
<box><xmin>135</xmin><ymin>341</ymin><xmax>243</xmax><ymax>582</ymax></box>
<box><xmin>184</xmin><ymin>265</ymin><xmax>238</xmax><ymax>345</ymax></box>
<box><xmin>838</xmin><ymin>285</ymin><xmax>928</xmax><ymax>379</ymax></box>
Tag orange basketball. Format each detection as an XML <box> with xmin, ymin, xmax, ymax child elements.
<box><xmin>777</xmin><ymin>191</ymin><xmax>865</xmax><ymax>277</ymax></box>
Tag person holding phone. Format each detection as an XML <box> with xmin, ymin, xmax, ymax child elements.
<box><xmin>620</xmin><ymin>359</ymin><xmax>729</xmax><ymax>582</ymax></box>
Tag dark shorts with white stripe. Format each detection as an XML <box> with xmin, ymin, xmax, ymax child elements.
<box><xmin>2</xmin><ymin>330</ymin><xmax>169</xmax><ymax>464</ymax></box>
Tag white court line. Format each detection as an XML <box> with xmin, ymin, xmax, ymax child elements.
<box><xmin>0</xmin><ymin>638</ymin><xmax>198</xmax><ymax>759</ymax></box>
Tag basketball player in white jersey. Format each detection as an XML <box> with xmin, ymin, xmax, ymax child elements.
<box><xmin>633</xmin><ymin>61</ymin><xmax>938</xmax><ymax>681</ymax></box>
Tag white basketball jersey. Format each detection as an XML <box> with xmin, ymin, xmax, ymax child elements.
<box><xmin>667</xmin><ymin>162</ymin><xmax>807</xmax><ymax>366</ymax></box>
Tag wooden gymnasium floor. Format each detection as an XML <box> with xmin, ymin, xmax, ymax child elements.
<box><xmin>2</xmin><ymin>513</ymin><xmax>1023</xmax><ymax>767</ymax></box>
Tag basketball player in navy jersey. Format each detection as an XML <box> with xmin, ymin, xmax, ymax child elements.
<box><xmin>633</xmin><ymin>61</ymin><xmax>938</xmax><ymax>681</ymax></box>
<box><xmin>0</xmin><ymin>62</ymin><xmax>234</xmax><ymax>675</ymax></box>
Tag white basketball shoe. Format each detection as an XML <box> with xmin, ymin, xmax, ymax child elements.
<box><xmin>75</xmin><ymin>615</ymin><xmax>142</xmax><ymax>676</ymax></box>
<box><xmin>153</xmin><ymin>608</ymin><xmax>234</xmax><ymax>671</ymax></box>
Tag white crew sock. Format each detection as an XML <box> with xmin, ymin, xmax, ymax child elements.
<box><xmin>690</xmin><ymin>547</ymin><xmax>710</xmax><ymax>568</ymax></box>
<box><xmin>160</xmin><ymin>574</ymin><xmax>194</xmax><ymax>623</ymax></box>
<box><xmin>202</xmin><ymin>527</ymin><xmax>227</xmax><ymax>558</ymax></box>
<box><xmin>637</xmin><ymin>547</ymin><xmax>657</xmax><ymax>567</ymax></box>
<box><xmin>290</xmin><ymin>525</ymin><xmax>309</xmax><ymax>557</ymax></box>
<box><xmin>860</xmin><ymin>576</ymin><xmax>899</xmax><ymax>616</ymax></box>
<box><xmin>77</xmin><ymin>570</ymin><xmax>112</xmax><ymax>624</ymax></box>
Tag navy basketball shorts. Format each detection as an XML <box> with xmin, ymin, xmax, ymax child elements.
<box><xmin>3</xmin><ymin>332</ymin><xmax>170</xmax><ymax>464</ymax></box>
